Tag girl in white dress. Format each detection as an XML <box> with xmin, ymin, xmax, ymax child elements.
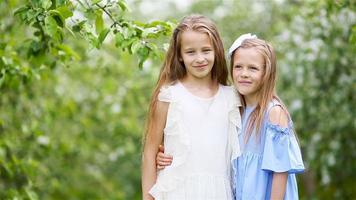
<box><xmin>141</xmin><ymin>15</ymin><xmax>241</xmax><ymax>200</ymax></box>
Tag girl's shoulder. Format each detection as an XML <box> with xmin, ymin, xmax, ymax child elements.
<box><xmin>220</xmin><ymin>85</ymin><xmax>234</xmax><ymax>93</ymax></box>
<box><xmin>264</xmin><ymin>99</ymin><xmax>293</xmax><ymax>133</ymax></box>
<box><xmin>268</xmin><ymin>105</ymin><xmax>289</xmax><ymax>128</ymax></box>
<box><xmin>158</xmin><ymin>81</ymin><xmax>187</xmax><ymax>102</ymax></box>
<box><xmin>158</xmin><ymin>82</ymin><xmax>178</xmax><ymax>102</ymax></box>
<box><xmin>220</xmin><ymin>85</ymin><xmax>242</xmax><ymax>106</ymax></box>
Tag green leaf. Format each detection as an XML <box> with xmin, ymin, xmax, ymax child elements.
<box><xmin>142</xmin><ymin>27</ymin><xmax>158</xmax><ymax>38</ymax></box>
<box><xmin>95</xmin><ymin>10</ymin><xmax>104</xmax><ymax>34</ymax></box>
<box><xmin>48</xmin><ymin>10</ymin><xmax>64</xmax><ymax>27</ymax></box>
<box><xmin>146</xmin><ymin>42</ymin><xmax>158</xmax><ymax>52</ymax></box>
<box><xmin>45</xmin><ymin>15</ymin><xmax>63</xmax><ymax>42</ymax></box>
<box><xmin>115</xmin><ymin>32</ymin><xmax>124</xmax><ymax>47</ymax></box>
<box><xmin>130</xmin><ymin>39</ymin><xmax>142</xmax><ymax>54</ymax></box>
<box><xmin>118</xmin><ymin>0</ymin><xmax>130</xmax><ymax>12</ymax></box>
<box><xmin>42</xmin><ymin>0</ymin><xmax>52</xmax><ymax>10</ymax></box>
<box><xmin>54</xmin><ymin>27</ymin><xmax>64</xmax><ymax>42</ymax></box>
<box><xmin>98</xmin><ymin>28</ymin><xmax>110</xmax><ymax>46</ymax></box>
<box><xmin>56</xmin><ymin>0</ymin><xmax>67</xmax><ymax>6</ymax></box>
<box><xmin>56</xmin><ymin>6</ymin><xmax>73</xmax><ymax>19</ymax></box>
<box><xmin>84</xmin><ymin>7</ymin><xmax>96</xmax><ymax>20</ymax></box>
<box><xmin>88</xmin><ymin>35</ymin><xmax>98</xmax><ymax>49</ymax></box>
<box><xmin>120</xmin><ymin>38</ymin><xmax>135</xmax><ymax>50</ymax></box>
<box><xmin>138</xmin><ymin>46</ymin><xmax>149</xmax><ymax>68</ymax></box>
<box><xmin>13</xmin><ymin>6</ymin><xmax>29</xmax><ymax>16</ymax></box>
<box><xmin>72</xmin><ymin>20</ymin><xmax>86</xmax><ymax>32</ymax></box>
<box><xmin>92</xmin><ymin>0</ymin><xmax>103</xmax><ymax>5</ymax></box>
<box><xmin>45</xmin><ymin>16</ymin><xmax>58</xmax><ymax>38</ymax></box>
<box><xmin>57</xmin><ymin>44</ymin><xmax>81</xmax><ymax>60</ymax></box>
<box><xmin>146</xmin><ymin>20</ymin><xmax>164</xmax><ymax>27</ymax></box>
<box><xmin>25</xmin><ymin>9</ymin><xmax>40</xmax><ymax>25</ymax></box>
<box><xmin>25</xmin><ymin>188</ymin><xmax>39</xmax><ymax>200</ymax></box>
<box><xmin>65</xmin><ymin>26</ymin><xmax>75</xmax><ymax>37</ymax></box>
<box><xmin>122</xmin><ymin>27</ymin><xmax>136</xmax><ymax>39</ymax></box>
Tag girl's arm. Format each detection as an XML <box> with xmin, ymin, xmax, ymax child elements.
<box><xmin>270</xmin><ymin>172</ymin><xmax>288</xmax><ymax>199</ymax></box>
<box><xmin>142</xmin><ymin>101</ymin><xmax>169</xmax><ymax>200</ymax></box>
<box><xmin>268</xmin><ymin>105</ymin><xmax>289</xmax><ymax>200</ymax></box>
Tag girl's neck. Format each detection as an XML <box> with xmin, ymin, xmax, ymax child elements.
<box><xmin>244</xmin><ymin>94</ymin><xmax>258</xmax><ymax>107</ymax></box>
<box><xmin>181</xmin><ymin>74</ymin><xmax>217</xmax><ymax>87</ymax></box>
<box><xmin>180</xmin><ymin>76</ymin><xmax>218</xmax><ymax>98</ymax></box>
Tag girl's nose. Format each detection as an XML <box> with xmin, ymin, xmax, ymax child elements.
<box><xmin>240</xmin><ymin>69</ymin><xmax>249</xmax><ymax>78</ymax></box>
<box><xmin>196</xmin><ymin>53</ymin><xmax>205</xmax><ymax>63</ymax></box>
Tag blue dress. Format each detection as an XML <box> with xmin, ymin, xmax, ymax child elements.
<box><xmin>233</xmin><ymin>101</ymin><xmax>304</xmax><ymax>200</ymax></box>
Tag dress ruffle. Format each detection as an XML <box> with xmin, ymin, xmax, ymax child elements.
<box><xmin>150</xmin><ymin>85</ymin><xmax>192</xmax><ymax>199</ymax></box>
<box><xmin>261</xmin><ymin>122</ymin><xmax>304</xmax><ymax>174</ymax></box>
<box><xmin>227</xmin><ymin>89</ymin><xmax>242</xmax><ymax>196</ymax></box>
<box><xmin>158</xmin><ymin>86</ymin><xmax>172</xmax><ymax>102</ymax></box>
<box><xmin>267</xmin><ymin>121</ymin><xmax>294</xmax><ymax>140</ymax></box>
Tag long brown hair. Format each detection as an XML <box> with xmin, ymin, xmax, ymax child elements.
<box><xmin>144</xmin><ymin>14</ymin><xmax>228</xmax><ymax>141</ymax></box>
<box><xmin>230</xmin><ymin>38</ymin><xmax>289</xmax><ymax>142</ymax></box>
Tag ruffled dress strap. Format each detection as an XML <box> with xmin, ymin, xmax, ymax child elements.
<box><xmin>158</xmin><ymin>85</ymin><xmax>172</xmax><ymax>102</ymax></box>
<box><xmin>228</xmin><ymin>88</ymin><xmax>242</xmax><ymax>156</ymax></box>
<box><xmin>149</xmin><ymin>84</ymin><xmax>191</xmax><ymax>199</ymax></box>
<box><xmin>226</xmin><ymin>87</ymin><xmax>242</xmax><ymax>195</ymax></box>
<box><xmin>261</xmin><ymin>101</ymin><xmax>305</xmax><ymax>174</ymax></box>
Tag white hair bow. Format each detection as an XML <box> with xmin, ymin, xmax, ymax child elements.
<box><xmin>228</xmin><ymin>33</ymin><xmax>257</xmax><ymax>57</ymax></box>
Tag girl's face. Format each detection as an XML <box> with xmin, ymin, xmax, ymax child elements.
<box><xmin>180</xmin><ymin>30</ymin><xmax>215</xmax><ymax>81</ymax></box>
<box><xmin>232</xmin><ymin>47</ymin><xmax>264</xmax><ymax>104</ymax></box>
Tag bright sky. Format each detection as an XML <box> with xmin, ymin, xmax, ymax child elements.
<box><xmin>136</xmin><ymin>0</ymin><xmax>193</xmax><ymax>19</ymax></box>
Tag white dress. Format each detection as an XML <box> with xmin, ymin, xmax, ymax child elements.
<box><xmin>149</xmin><ymin>81</ymin><xmax>242</xmax><ymax>200</ymax></box>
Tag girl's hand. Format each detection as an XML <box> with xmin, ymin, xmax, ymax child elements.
<box><xmin>156</xmin><ymin>145</ymin><xmax>173</xmax><ymax>170</ymax></box>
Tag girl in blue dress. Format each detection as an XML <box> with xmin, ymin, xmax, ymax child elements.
<box><xmin>228</xmin><ymin>33</ymin><xmax>305</xmax><ymax>200</ymax></box>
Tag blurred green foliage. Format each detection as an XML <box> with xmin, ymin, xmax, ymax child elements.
<box><xmin>1</xmin><ymin>0</ymin><xmax>355</xmax><ymax>199</ymax></box>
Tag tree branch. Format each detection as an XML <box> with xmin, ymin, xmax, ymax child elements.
<box><xmin>94</xmin><ymin>3</ymin><xmax>119</xmax><ymax>27</ymax></box>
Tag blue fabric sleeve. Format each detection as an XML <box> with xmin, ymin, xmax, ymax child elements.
<box><xmin>261</xmin><ymin>122</ymin><xmax>305</xmax><ymax>174</ymax></box>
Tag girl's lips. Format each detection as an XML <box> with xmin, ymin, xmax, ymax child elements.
<box><xmin>194</xmin><ymin>64</ymin><xmax>208</xmax><ymax>68</ymax></box>
<box><xmin>238</xmin><ymin>81</ymin><xmax>252</xmax><ymax>84</ymax></box>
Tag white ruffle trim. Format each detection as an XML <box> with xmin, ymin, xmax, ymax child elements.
<box><xmin>150</xmin><ymin>85</ymin><xmax>192</xmax><ymax>198</ymax></box>
<box><xmin>227</xmin><ymin>89</ymin><xmax>242</xmax><ymax>194</ymax></box>
<box><xmin>158</xmin><ymin>85</ymin><xmax>172</xmax><ymax>102</ymax></box>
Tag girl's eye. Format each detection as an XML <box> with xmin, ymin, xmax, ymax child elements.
<box><xmin>203</xmin><ymin>49</ymin><xmax>212</xmax><ymax>52</ymax></box>
<box><xmin>186</xmin><ymin>51</ymin><xmax>194</xmax><ymax>54</ymax></box>
<box><xmin>250</xmin><ymin>66</ymin><xmax>259</xmax><ymax>70</ymax></box>
<box><xmin>234</xmin><ymin>65</ymin><xmax>242</xmax><ymax>69</ymax></box>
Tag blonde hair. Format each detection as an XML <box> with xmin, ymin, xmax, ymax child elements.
<box><xmin>144</xmin><ymin>14</ymin><xmax>228</xmax><ymax>142</ymax></box>
<box><xmin>230</xmin><ymin>38</ymin><xmax>289</xmax><ymax>142</ymax></box>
